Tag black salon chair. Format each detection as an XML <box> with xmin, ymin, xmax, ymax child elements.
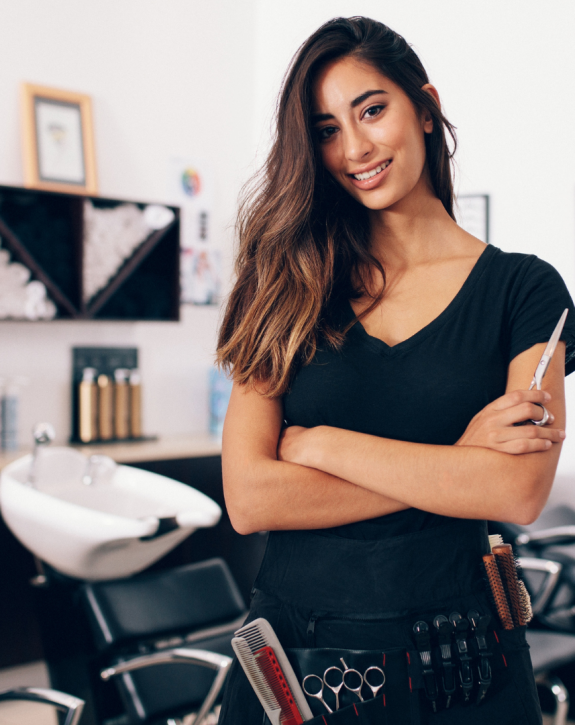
<box><xmin>512</xmin><ymin>556</ymin><xmax>575</xmax><ymax>725</ymax></box>
<box><xmin>81</xmin><ymin>558</ymin><xmax>247</xmax><ymax>725</ymax></box>
<box><xmin>0</xmin><ymin>687</ymin><xmax>84</xmax><ymax>725</ymax></box>
<box><xmin>527</xmin><ymin>628</ymin><xmax>574</xmax><ymax>725</ymax></box>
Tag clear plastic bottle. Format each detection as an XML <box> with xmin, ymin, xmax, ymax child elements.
<box><xmin>209</xmin><ymin>367</ymin><xmax>233</xmax><ymax>437</ymax></box>
<box><xmin>1</xmin><ymin>377</ymin><xmax>29</xmax><ymax>451</ymax></box>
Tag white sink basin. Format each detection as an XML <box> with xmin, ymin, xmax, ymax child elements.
<box><xmin>0</xmin><ymin>447</ymin><xmax>221</xmax><ymax>581</ymax></box>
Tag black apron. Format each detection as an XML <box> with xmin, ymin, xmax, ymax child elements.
<box><xmin>218</xmin><ymin>518</ymin><xmax>542</xmax><ymax>724</ymax></box>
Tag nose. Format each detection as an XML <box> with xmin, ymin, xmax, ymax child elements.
<box><xmin>342</xmin><ymin>124</ymin><xmax>373</xmax><ymax>163</ymax></box>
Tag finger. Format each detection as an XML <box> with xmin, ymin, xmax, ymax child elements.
<box><xmin>500</xmin><ymin>402</ymin><xmax>555</xmax><ymax>427</ymax></box>
<box><xmin>490</xmin><ymin>389</ymin><xmax>551</xmax><ymax>412</ymax></box>
<box><xmin>501</xmin><ymin>437</ymin><xmax>556</xmax><ymax>455</ymax></box>
<box><xmin>494</xmin><ymin>426</ymin><xmax>565</xmax><ymax>444</ymax></box>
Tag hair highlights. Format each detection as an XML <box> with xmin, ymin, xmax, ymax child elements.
<box><xmin>217</xmin><ymin>17</ymin><xmax>457</xmax><ymax>396</ymax></box>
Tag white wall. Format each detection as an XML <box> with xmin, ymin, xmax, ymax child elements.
<box><xmin>0</xmin><ymin>0</ymin><xmax>257</xmax><ymax>444</ymax></box>
<box><xmin>254</xmin><ymin>0</ymin><xmax>575</xmax><ymax>477</ymax></box>
<box><xmin>1</xmin><ymin>0</ymin><xmax>574</xmax><ymax>481</ymax></box>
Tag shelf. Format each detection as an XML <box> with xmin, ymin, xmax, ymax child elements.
<box><xmin>0</xmin><ymin>184</ymin><xmax>181</xmax><ymax>321</ymax></box>
<box><xmin>0</xmin><ymin>433</ymin><xmax>222</xmax><ymax>470</ymax></box>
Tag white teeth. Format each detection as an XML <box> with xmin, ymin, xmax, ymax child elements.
<box><xmin>353</xmin><ymin>160</ymin><xmax>390</xmax><ymax>181</ymax></box>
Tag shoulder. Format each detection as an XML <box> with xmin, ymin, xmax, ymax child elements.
<box><xmin>483</xmin><ymin>246</ymin><xmax>566</xmax><ymax>300</ymax></box>
<box><xmin>486</xmin><ymin>246</ymin><xmax>575</xmax><ymax>376</ymax></box>
<box><xmin>486</xmin><ymin>245</ymin><xmax>551</xmax><ymax>277</ymax></box>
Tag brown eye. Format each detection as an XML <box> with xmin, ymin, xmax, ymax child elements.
<box><xmin>364</xmin><ymin>105</ymin><xmax>385</xmax><ymax>119</ymax></box>
<box><xmin>317</xmin><ymin>126</ymin><xmax>337</xmax><ymax>141</ymax></box>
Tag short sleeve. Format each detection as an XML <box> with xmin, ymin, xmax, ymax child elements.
<box><xmin>507</xmin><ymin>255</ymin><xmax>575</xmax><ymax>376</ymax></box>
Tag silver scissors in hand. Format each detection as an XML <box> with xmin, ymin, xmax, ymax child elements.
<box><xmin>529</xmin><ymin>308</ymin><xmax>568</xmax><ymax>390</ymax></box>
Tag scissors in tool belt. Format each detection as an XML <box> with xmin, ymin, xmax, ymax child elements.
<box><xmin>302</xmin><ymin>658</ymin><xmax>385</xmax><ymax>712</ymax></box>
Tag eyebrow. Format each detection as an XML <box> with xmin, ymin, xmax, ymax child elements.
<box><xmin>312</xmin><ymin>89</ymin><xmax>388</xmax><ymax>123</ymax></box>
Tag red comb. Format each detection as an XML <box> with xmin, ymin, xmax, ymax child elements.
<box><xmin>254</xmin><ymin>646</ymin><xmax>303</xmax><ymax>725</ymax></box>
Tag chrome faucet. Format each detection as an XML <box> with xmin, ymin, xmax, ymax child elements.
<box><xmin>28</xmin><ymin>422</ymin><xmax>55</xmax><ymax>486</ymax></box>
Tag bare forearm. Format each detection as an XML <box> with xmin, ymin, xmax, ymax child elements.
<box><xmin>304</xmin><ymin>426</ymin><xmax>559</xmax><ymax>524</ymax></box>
<box><xmin>223</xmin><ymin>455</ymin><xmax>408</xmax><ymax>535</ymax></box>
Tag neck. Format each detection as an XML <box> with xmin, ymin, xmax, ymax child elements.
<box><xmin>368</xmin><ymin>177</ymin><xmax>459</xmax><ymax>271</ymax></box>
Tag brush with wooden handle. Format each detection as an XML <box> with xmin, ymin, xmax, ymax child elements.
<box><xmin>482</xmin><ymin>552</ymin><xmax>514</xmax><ymax>630</ymax></box>
<box><xmin>492</xmin><ymin>543</ymin><xmax>529</xmax><ymax>626</ymax></box>
<box><xmin>488</xmin><ymin>534</ymin><xmax>533</xmax><ymax>626</ymax></box>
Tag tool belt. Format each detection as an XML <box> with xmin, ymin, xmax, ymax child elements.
<box><xmin>258</xmin><ymin>622</ymin><xmax>524</xmax><ymax>724</ymax></box>
<box><xmin>250</xmin><ymin>523</ymin><xmax>536</xmax><ymax>723</ymax></box>
<box><xmin>283</xmin><ymin>646</ymin><xmax>421</xmax><ymax>723</ymax></box>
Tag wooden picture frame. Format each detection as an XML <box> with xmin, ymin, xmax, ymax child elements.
<box><xmin>21</xmin><ymin>83</ymin><xmax>98</xmax><ymax>195</ymax></box>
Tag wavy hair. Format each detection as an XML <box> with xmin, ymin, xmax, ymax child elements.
<box><xmin>217</xmin><ymin>16</ymin><xmax>457</xmax><ymax>396</ymax></box>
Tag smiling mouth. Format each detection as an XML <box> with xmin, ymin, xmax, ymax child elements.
<box><xmin>350</xmin><ymin>160</ymin><xmax>392</xmax><ymax>181</ymax></box>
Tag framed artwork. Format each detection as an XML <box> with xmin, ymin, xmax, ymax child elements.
<box><xmin>21</xmin><ymin>83</ymin><xmax>98</xmax><ymax>195</ymax></box>
<box><xmin>180</xmin><ymin>245</ymin><xmax>221</xmax><ymax>305</ymax></box>
<box><xmin>457</xmin><ymin>194</ymin><xmax>490</xmax><ymax>243</ymax></box>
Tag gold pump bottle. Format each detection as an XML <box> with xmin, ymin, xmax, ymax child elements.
<box><xmin>114</xmin><ymin>368</ymin><xmax>130</xmax><ymax>440</ymax></box>
<box><xmin>97</xmin><ymin>374</ymin><xmax>113</xmax><ymax>440</ymax></box>
<box><xmin>78</xmin><ymin>367</ymin><xmax>98</xmax><ymax>443</ymax></box>
<box><xmin>129</xmin><ymin>368</ymin><xmax>142</xmax><ymax>439</ymax></box>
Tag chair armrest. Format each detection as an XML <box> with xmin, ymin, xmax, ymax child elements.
<box><xmin>0</xmin><ymin>687</ymin><xmax>84</xmax><ymax>725</ymax></box>
<box><xmin>517</xmin><ymin>557</ymin><xmax>563</xmax><ymax>615</ymax></box>
<box><xmin>101</xmin><ymin>647</ymin><xmax>232</xmax><ymax>725</ymax></box>
<box><xmin>516</xmin><ymin>526</ymin><xmax>575</xmax><ymax>547</ymax></box>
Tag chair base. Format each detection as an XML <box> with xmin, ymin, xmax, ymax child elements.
<box><xmin>536</xmin><ymin>673</ymin><xmax>570</xmax><ymax>725</ymax></box>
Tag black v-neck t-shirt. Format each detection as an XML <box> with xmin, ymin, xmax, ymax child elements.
<box><xmin>282</xmin><ymin>244</ymin><xmax>575</xmax><ymax>540</ymax></box>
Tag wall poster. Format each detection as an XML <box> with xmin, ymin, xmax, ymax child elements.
<box><xmin>168</xmin><ymin>158</ymin><xmax>221</xmax><ymax>305</ymax></box>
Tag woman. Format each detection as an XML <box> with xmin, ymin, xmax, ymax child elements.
<box><xmin>216</xmin><ymin>16</ymin><xmax>575</xmax><ymax>724</ymax></box>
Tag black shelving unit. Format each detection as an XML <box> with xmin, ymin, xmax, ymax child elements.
<box><xmin>0</xmin><ymin>184</ymin><xmax>181</xmax><ymax>321</ymax></box>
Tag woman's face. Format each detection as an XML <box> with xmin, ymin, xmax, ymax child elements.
<box><xmin>311</xmin><ymin>56</ymin><xmax>437</xmax><ymax>212</ymax></box>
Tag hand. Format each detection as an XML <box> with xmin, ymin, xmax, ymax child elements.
<box><xmin>277</xmin><ymin>425</ymin><xmax>313</xmax><ymax>466</ymax></box>
<box><xmin>456</xmin><ymin>389</ymin><xmax>565</xmax><ymax>454</ymax></box>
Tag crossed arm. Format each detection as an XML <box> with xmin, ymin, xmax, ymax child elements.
<box><xmin>222</xmin><ymin>342</ymin><xmax>566</xmax><ymax>535</ymax></box>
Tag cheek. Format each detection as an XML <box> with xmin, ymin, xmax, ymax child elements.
<box><xmin>386</xmin><ymin>125</ymin><xmax>427</xmax><ymax>190</ymax></box>
<box><xmin>401</xmin><ymin>118</ymin><xmax>428</xmax><ymax>169</ymax></box>
<box><xmin>376</xmin><ymin>117</ymin><xmax>424</xmax><ymax>163</ymax></box>
<box><xmin>319</xmin><ymin>144</ymin><xmax>340</xmax><ymax>177</ymax></box>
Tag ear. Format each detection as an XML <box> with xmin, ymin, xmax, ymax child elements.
<box><xmin>421</xmin><ymin>83</ymin><xmax>440</xmax><ymax>134</ymax></box>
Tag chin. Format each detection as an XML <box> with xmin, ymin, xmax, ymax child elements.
<box><xmin>352</xmin><ymin>190</ymin><xmax>397</xmax><ymax>211</ymax></box>
<box><xmin>353</xmin><ymin>179</ymin><xmax>421</xmax><ymax>212</ymax></box>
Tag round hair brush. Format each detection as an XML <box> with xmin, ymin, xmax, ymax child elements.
<box><xmin>482</xmin><ymin>553</ymin><xmax>514</xmax><ymax>630</ymax></box>
<box><xmin>492</xmin><ymin>543</ymin><xmax>528</xmax><ymax>627</ymax></box>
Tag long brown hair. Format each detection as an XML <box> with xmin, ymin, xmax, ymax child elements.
<box><xmin>217</xmin><ymin>16</ymin><xmax>457</xmax><ymax>396</ymax></box>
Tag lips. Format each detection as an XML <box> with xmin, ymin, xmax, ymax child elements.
<box><xmin>348</xmin><ymin>159</ymin><xmax>392</xmax><ymax>190</ymax></box>
<box><xmin>350</xmin><ymin>159</ymin><xmax>392</xmax><ymax>181</ymax></box>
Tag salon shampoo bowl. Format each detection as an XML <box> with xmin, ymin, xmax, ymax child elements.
<box><xmin>0</xmin><ymin>447</ymin><xmax>221</xmax><ymax>581</ymax></box>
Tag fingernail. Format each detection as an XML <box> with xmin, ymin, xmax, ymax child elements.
<box><xmin>550</xmin><ymin>414</ymin><xmax>555</xmax><ymax>423</ymax></box>
<box><xmin>560</xmin><ymin>430</ymin><xmax>566</xmax><ymax>439</ymax></box>
<box><xmin>544</xmin><ymin>392</ymin><xmax>552</xmax><ymax>402</ymax></box>
<box><xmin>545</xmin><ymin>440</ymin><xmax>552</xmax><ymax>448</ymax></box>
